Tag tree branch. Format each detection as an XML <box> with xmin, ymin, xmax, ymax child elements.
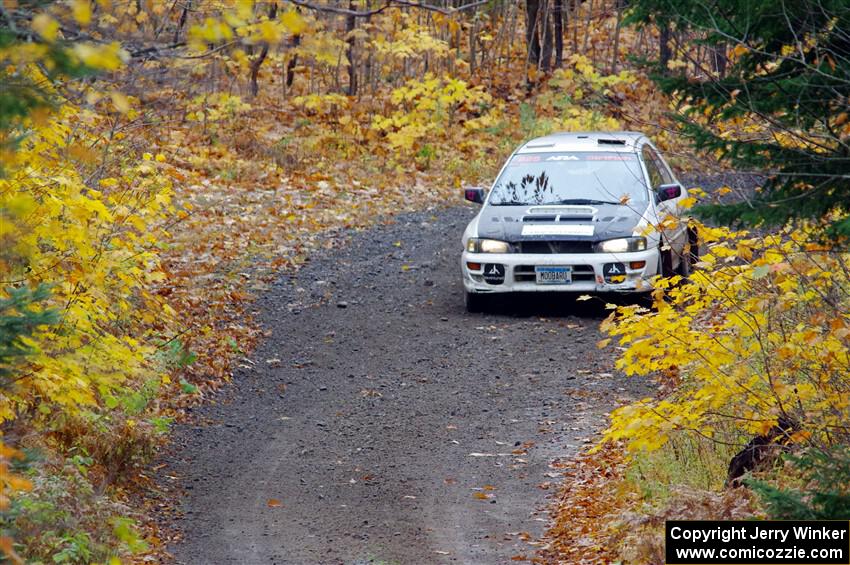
<box><xmin>284</xmin><ymin>0</ymin><xmax>489</xmax><ymax>18</ymax></box>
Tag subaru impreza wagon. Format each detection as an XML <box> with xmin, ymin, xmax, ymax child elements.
<box><xmin>461</xmin><ymin>132</ymin><xmax>697</xmax><ymax>312</ymax></box>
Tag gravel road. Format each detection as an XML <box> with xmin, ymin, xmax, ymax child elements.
<box><xmin>163</xmin><ymin>205</ymin><xmax>647</xmax><ymax>565</ymax></box>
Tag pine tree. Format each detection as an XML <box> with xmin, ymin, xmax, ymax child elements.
<box><xmin>747</xmin><ymin>447</ymin><xmax>850</xmax><ymax>520</ymax></box>
<box><xmin>0</xmin><ymin>285</ymin><xmax>58</xmax><ymax>382</ymax></box>
<box><xmin>625</xmin><ymin>0</ymin><xmax>850</xmax><ymax>238</ymax></box>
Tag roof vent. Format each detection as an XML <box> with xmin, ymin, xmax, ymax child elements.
<box><xmin>598</xmin><ymin>139</ymin><xmax>626</xmax><ymax>145</ymax></box>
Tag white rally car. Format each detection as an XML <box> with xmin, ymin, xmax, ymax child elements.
<box><xmin>461</xmin><ymin>132</ymin><xmax>697</xmax><ymax>312</ymax></box>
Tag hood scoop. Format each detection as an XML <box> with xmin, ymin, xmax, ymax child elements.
<box><xmin>522</xmin><ymin>215</ymin><xmax>557</xmax><ymax>222</ymax></box>
<box><xmin>524</xmin><ymin>205</ymin><xmax>596</xmax><ymax>223</ymax></box>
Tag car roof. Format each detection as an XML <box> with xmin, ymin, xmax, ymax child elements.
<box><xmin>515</xmin><ymin>131</ymin><xmax>646</xmax><ymax>154</ymax></box>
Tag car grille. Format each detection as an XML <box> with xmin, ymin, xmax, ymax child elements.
<box><xmin>517</xmin><ymin>240</ymin><xmax>595</xmax><ymax>254</ymax></box>
<box><xmin>514</xmin><ymin>265</ymin><xmax>596</xmax><ymax>282</ymax></box>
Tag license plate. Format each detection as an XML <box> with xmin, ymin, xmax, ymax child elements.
<box><xmin>535</xmin><ymin>266</ymin><xmax>572</xmax><ymax>285</ymax></box>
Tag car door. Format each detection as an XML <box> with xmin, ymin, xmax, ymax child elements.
<box><xmin>642</xmin><ymin>145</ymin><xmax>687</xmax><ymax>263</ymax></box>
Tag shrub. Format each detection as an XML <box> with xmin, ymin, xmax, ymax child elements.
<box><xmin>747</xmin><ymin>446</ymin><xmax>850</xmax><ymax>520</ymax></box>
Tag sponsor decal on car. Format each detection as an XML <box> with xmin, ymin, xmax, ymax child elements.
<box><xmin>508</xmin><ymin>155</ymin><xmax>543</xmax><ymax>165</ymax></box>
<box><xmin>603</xmin><ymin>262</ymin><xmax>627</xmax><ymax>282</ymax></box>
<box><xmin>482</xmin><ymin>263</ymin><xmax>506</xmax><ymax>285</ymax></box>
<box><xmin>585</xmin><ymin>153</ymin><xmax>639</xmax><ymax>161</ymax></box>
<box><xmin>520</xmin><ymin>224</ymin><xmax>595</xmax><ymax>236</ymax></box>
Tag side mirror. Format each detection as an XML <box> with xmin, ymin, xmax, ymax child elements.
<box><xmin>463</xmin><ymin>187</ymin><xmax>486</xmax><ymax>204</ymax></box>
<box><xmin>657</xmin><ymin>183</ymin><xmax>682</xmax><ymax>202</ymax></box>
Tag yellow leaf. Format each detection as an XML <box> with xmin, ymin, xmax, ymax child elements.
<box><xmin>732</xmin><ymin>44</ymin><xmax>749</xmax><ymax>58</ymax></box>
<box><xmin>72</xmin><ymin>0</ymin><xmax>93</xmax><ymax>26</ymax></box>
<box><xmin>256</xmin><ymin>20</ymin><xmax>281</xmax><ymax>43</ymax></box>
<box><xmin>110</xmin><ymin>91</ymin><xmax>130</xmax><ymax>114</ymax></box>
<box><xmin>280</xmin><ymin>11</ymin><xmax>306</xmax><ymax>35</ymax></box>
<box><xmin>32</xmin><ymin>13</ymin><xmax>60</xmax><ymax>41</ymax></box>
<box><xmin>237</xmin><ymin>0</ymin><xmax>255</xmax><ymax>19</ymax></box>
<box><xmin>73</xmin><ymin>42</ymin><xmax>127</xmax><ymax>70</ymax></box>
<box><xmin>679</xmin><ymin>196</ymin><xmax>696</xmax><ymax>209</ymax></box>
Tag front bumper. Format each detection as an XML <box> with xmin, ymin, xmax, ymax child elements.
<box><xmin>461</xmin><ymin>248</ymin><xmax>659</xmax><ymax>294</ymax></box>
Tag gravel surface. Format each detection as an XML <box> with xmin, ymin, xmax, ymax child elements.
<box><xmin>162</xmin><ymin>205</ymin><xmax>648</xmax><ymax>565</ymax></box>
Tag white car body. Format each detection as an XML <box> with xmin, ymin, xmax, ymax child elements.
<box><xmin>461</xmin><ymin>132</ymin><xmax>692</xmax><ymax>309</ymax></box>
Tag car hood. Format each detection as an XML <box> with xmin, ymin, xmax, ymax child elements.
<box><xmin>475</xmin><ymin>203</ymin><xmax>647</xmax><ymax>242</ymax></box>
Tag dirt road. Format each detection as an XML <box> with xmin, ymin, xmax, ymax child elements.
<box><xmin>163</xmin><ymin>206</ymin><xmax>646</xmax><ymax>564</ymax></box>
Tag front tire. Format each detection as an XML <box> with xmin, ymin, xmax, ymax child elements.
<box><xmin>464</xmin><ymin>290</ymin><xmax>487</xmax><ymax>313</ymax></box>
<box><xmin>677</xmin><ymin>226</ymin><xmax>699</xmax><ymax>279</ymax></box>
<box><xmin>658</xmin><ymin>247</ymin><xmax>674</xmax><ymax>278</ymax></box>
<box><xmin>686</xmin><ymin>225</ymin><xmax>700</xmax><ymax>266</ymax></box>
<box><xmin>677</xmin><ymin>248</ymin><xmax>692</xmax><ymax>278</ymax></box>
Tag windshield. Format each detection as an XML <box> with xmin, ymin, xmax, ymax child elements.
<box><xmin>488</xmin><ymin>151</ymin><xmax>648</xmax><ymax>206</ymax></box>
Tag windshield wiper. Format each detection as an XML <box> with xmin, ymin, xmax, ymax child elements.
<box><xmin>490</xmin><ymin>200</ymin><xmax>527</xmax><ymax>206</ymax></box>
<box><xmin>549</xmin><ymin>198</ymin><xmax>621</xmax><ymax>205</ymax></box>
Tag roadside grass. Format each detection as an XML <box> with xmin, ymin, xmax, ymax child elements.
<box><xmin>623</xmin><ymin>432</ymin><xmax>742</xmax><ymax>504</ymax></box>
<box><xmin>541</xmin><ymin>435</ymin><xmax>762</xmax><ymax>564</ymax></box>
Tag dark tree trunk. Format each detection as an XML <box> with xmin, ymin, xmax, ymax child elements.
<box><xmin>659</xmin><ymin>22</ymin><xmax>672</xmax><ymax>74</ymax></box>
<box><xmin>469</xmin><ymin>13</ymin><xmax>477</xmax><ymax>75</ymax></box>
<box><xmin>525</xmin><ymin>0</ymin><xmax>541</xmax><ymax>66</ymax></box>
<box><xmin>610</xmin><ymin>0</ymin><xmax>626</xmax><ymax>73</ymax></box>
<box><xmin>553</xmin><ymin>0</ymin><xmax>564</xmax><ymax>68</ymax></box>
<box><xmin>540</xmin><ymin>0</ymin><xmax>554</xmax><ymax>71</ymax></box>
<box><xmin>711</xmin><ymin>42</ymin><xmax>728</xmax><ymax>77</ymax></box>
<box><xmin>726</xmin><ymin>416</ymin><xmax>797</xmax><ymax>487</ymax></box>
<box><xmin>346</xmin><ymin>0</ymin><xmax>357</xmax><ymax>95</ymax></box>
<box><xmin>173</xmin><ymin>0</ymin><xmax>192</xmax><ymax>44</ymax></box>
<box><xmin>285</xmin><ymin>34</ymin><xmax>301</xmax><ymax>90</ymax></box>
<box><xmin>249</xmin><ymin>2</ymin><xmax>278</xmax><ymax>97</ymax></box>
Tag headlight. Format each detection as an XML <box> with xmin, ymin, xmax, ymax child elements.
<box><xmin>467</xmin><ymin>238</ymin><xmax>511</xmax><ymax>253</ymax></box>
<box><xmin>595</xmin><ymin>237</ymin><xmax>647</xmax><ymax>253</ymax></box>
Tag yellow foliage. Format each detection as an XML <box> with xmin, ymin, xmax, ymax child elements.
<box><xmin>280</xmin><ymin>10</ymin><xmax>307</xmax><ymax>35</ymax></box>
<box><xmin>0</xmin><ymin>101</ymin><xmax>173</xmax><ymax>426</ymax></box>
<box><xmin>371</xmin><ymin>74</ymin><xmax>497</xmax><ymax>150</ymax></box>
<box><xmin>72</xmin><ymin>42</ymin><xmax>128</xmax><ymax>71</ymax></box>
<box><xmin>369</xmin><ymin>13</ymin><xmax>449</xmax><ymax>61</ymax></box>
<box><xmin>72</xmin><ymin>0</ymin><xmax>93</xmax><ymax>27</ymax></box>
<box><xmin>31</xmin><ymin>14</ymin><xmax>60</xmax><ymax>42</ymax></box>
<box><xmin>601</xmin><ymin>221</ymin><xmax>850</xmax><ymax>454</ymax></box>
<box><xmin>186</xmin><ymin>93</ymin><xmax>251</xmax><ymax>122</ymax></box>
